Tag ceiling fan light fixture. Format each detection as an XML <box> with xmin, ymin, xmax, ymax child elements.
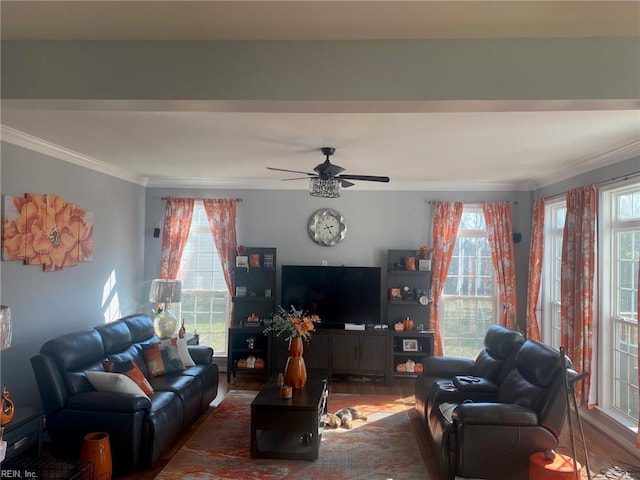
<box><xmin>309</xmin><ymin>177</ymin><xmax>341</xmax><ymax>198</ymax></box>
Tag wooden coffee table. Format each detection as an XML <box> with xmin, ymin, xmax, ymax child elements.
<box><xmin>250</xmin><ymin>376</ymin><xmax>328</xmax><ymax>460</ymax></box>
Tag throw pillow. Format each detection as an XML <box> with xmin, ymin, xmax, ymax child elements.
<box><xmin>175</xmin><ymin>337</ymin><xmax>196</xmax><ymax>367</ymax></box>
<box><xmin>85</xmin><ymin>370</ymin><xmax>149</xmax><ymax>398</ymax></box>
<box><xmin>102</xmin><ymin>359</ymin><xmax>154</xmax><ymax>396</ymax></box>
<box><xmin>142</xmin><ymin>338</ymin><xmax>185</xmax><ymax>377</ymax></box>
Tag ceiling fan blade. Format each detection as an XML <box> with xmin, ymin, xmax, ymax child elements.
<box><xmin>339</xmin><ymin>174</ymin><xmax>390</xmax><ymax>183</ymax></box>
<box><xmin>341</xmin><ymin>180</ymin><xmax>355</xmax><ymax>188</ymax></box>
<box><xmin>267</xmin><ymin>166</ymin><xmax>315</xmax><ymax>176</ymax></box>
<box><xmin>281</xmin><ymin>176</ymin><xmax>318</xmax><ymax>181</ymax></box>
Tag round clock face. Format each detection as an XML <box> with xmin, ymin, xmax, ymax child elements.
<box><xmin>308</xmin><ymin>208</ymin><xmax>347</xmax><ymax>246</ymax></box>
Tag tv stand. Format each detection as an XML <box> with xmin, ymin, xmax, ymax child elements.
<box><xmin>272</xmin><ymin>329</ymin><xmax>389</xmax><ymax>384</ymax></box>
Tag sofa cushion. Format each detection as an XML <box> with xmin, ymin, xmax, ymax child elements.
<box><xmin>103</xmin><ymin>360</ymin><xmax>154</xmax><ymax>396</ymax></box>
<box><xmin>41</xmin><ymin>329</ymin><xmax>105</xmax><ymax>371</ymax></box>
<box><xmin>96</xmin><ymin>320</ymin><xmax>132</xmax><ymax>354</ymax></box>
<box><xmin>497</xmin><ymin>340</ymin><xmax>563</xmax><ymax>412</ymax></box>
<box><xmin>123</xmin><ymin>314</ymin><xmax>157</xmax><ymax>343</ymax></box>
<box><xmin>472</xmin><ymin>349</ymin><xmax>503</xmax><ymax>383</ymax></box>
<box><xmin>85</xmin><ymin>370</ymin><xmax>150</xmax><ymax>398</ymax></box>
<box><xmin>176</xmin><ymin>337</ymin><xmax>196</xmax><ymax>367</ymax></box>
<box><xmin>142</xmin><ymin>339</ymin><xmax>184</xmax><ymax>377</ymax></box>
<box><xmin>473</xmin><ymin>324</ymin><xmax>525</xmax><ymax>384</ymax></box>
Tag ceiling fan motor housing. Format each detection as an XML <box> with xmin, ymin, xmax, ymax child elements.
<box><xmin>321</xmin><ymin>147</ymin><xmax>336</xmax><ymax>157</ymax></box>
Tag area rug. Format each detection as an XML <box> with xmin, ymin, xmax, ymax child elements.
<box><xmin>156</xmin><ymin>391</ymin><xmax>431</xmax><ymax>480</ymax></box>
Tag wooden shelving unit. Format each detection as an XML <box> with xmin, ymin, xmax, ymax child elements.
<box><xmin>386</xmin><ymin>249</ymin><xmax>433</xmax><ymax>379</ymax></box>
<box><xmin>390</xmin><ymin>330</ymin><xmax>434</xmax><ymax>379</ymax></box>
<box><xmin>227</xmin><ymin>326</ymin><xmax>271</xmax><ymax>382</ymax></box>
<box><xmin>228</xmin><ymin>247</ymin><xmax>277</xmax><ymax>381</ymax></box>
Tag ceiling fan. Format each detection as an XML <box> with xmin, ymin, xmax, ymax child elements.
<box><xmin>267</xmin><ymin>147</ymin><xmax>390</xmax><ymax>198</ymax></box>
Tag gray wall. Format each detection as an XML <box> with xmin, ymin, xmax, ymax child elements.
<box><xmin>0</xmin><ymin>142</ymin><xmax>146</xmax><ymax>405</ymax></box>
<box><xmin>145</xmin><ymin>186</ymin><xmax>533</xmax><ymax>330</ymax></box>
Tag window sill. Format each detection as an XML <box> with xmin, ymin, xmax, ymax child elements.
<box><xmin>580</xmin><ymin>407</ymin><xmax>639</xmax><ymax>461</ymax></box>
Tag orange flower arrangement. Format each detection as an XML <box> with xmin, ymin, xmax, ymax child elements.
<box><xmin>264</xmin><ymin>306</ymin><xmax>321</xmax><ymax>341</ymax></box>
<box><xmin>416</xmin><ymin>244</ymin><xmax>433</xmax><ymax>259</ymax></box>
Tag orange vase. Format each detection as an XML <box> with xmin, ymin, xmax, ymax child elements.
<box><xmin>0</xmin><ymin>385</ymin><xmax>15</xmax><ymax>425</ymax></box>
<box><xmin>81</xmin><ymin>432</ymin><xmax>112</xmax><ymax>480</ymax></box>
<box><xmin>284</xmin><ymin>336</ymin><xmax>307</xmax><ymax>389</ymax></box>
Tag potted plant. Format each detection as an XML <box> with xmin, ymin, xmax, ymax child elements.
<box><xmin>264</xmin><ymin>306</ymin><xmax>320</xmax><ymax>389</ymax></box>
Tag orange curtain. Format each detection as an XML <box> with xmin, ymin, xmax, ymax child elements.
<box><xmin>483</xmin><ymin>202</ymin><xmax>518</xmax><ymax>331</ymax></box>
<box><xmin>202</xmin><ymin>199</ymin><xmax>238</xmax><ymax>302</ymax></box>
<box><xmin>526</xmin><ymin>198</ymin><xmax>544</xmax><ymax>341</ymax></box>
<box><xmin>159</xmin><ymin>198</ymin><xmax>194</xmax><ymax>279</ymax></box>
<box><xmin>560</xmin><ymin>185</ymin><xmax>596</xmax><ymax>405</ymax></box>
<box><xmin>430</xmin><ymin>201</ymin><xmax>464</xmax><ymax>356</ymax></box>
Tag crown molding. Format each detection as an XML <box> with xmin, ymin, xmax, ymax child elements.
<box><xmin>3</xmin><ymin>124</ymin><xmax>636</xmax><ymax>194</ymax></box>
<box><xmin>532</xmin><ymin>138</ymin><xmax>640</xmax><ymax>189</ymax></box>
<box><xmin>1</xmin><ymin>125</ymin><xmax>149</xmax><ymax>187</ymax></box>
<box><xmin>0</xmin><ymin>126</ymin><xmax>530</xmax><ymax>192</ymax></box>
<box><xmin>145</xmin><ymin>176</ymin><xmax>532</xmax><ymax>192</ymax></box>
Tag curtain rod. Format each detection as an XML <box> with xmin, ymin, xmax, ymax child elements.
<box><xmin>595</xmin><ymin>170</ymin><xmax>640</xmax><ymax>187</ymax></box>
<box><xmin>426</xmin><ymin>200</ymin><xmax>519</xmax><ymax>205</ymax></box>
<box><xmin>161</xmin><ymin>197</ymin><xmax>243</xmax><ymax>202</ymax></box>
<box><xmin>540</xmin><ymin>170</ymin><xmax>640</xmax><ymax>201</ymax></box>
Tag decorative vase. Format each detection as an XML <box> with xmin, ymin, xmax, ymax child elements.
<box><xmin>153</xmin><ymin>309</ymin><xmax>179</xmax><ymax>339</ymax></box>
<box><xmin>284</xmin><ymin>336</ymin><xmax>307</xmax><ymax>389</ymax></box>
<box><xmin>81</xmin><ymin>432</ymin><xmax>112</xmax><ymax>480</ymax></box>
<box><xmin>1</xmin><ymin>385</ymin><xmax>15</xmax><ymax>425</ymax></box>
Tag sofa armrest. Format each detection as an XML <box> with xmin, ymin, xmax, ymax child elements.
<box><xmin>188</xmin><ymin>345</ymin><xmax>214</xmax><ymax>364</ymax></box>
<box><xmin>422</xmin><ymin>356</ymin><xmax>475</xmax><ymax>377</ymax></box>
<box><xmin>67</xmin><ymin>391</ymin><xmax>151</xmax><ymax>413</ymax></box>
<box><xmin>453</xmin><ymin>376</ymin><xmax>498</xmax><ymax>393</ymax></box>
<box><xmin>452</xmin><ymin>403</ymin><xmax>538</xmax><ymax>426</ymax></box>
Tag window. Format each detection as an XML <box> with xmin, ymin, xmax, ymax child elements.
<box><xmin>542</xmin><ymin>200</ymin><xmax>566</xmax><ymax>349</ymax></box>
<box><xmin>600</xmin><ymin>181</ymin><xmax>640</xmax><ymax>426</ymax></box>
<box><xmin>177</xmin><ymin>201</ymin><xmax>230</xmax><ymax>356</ymax></box>
<box><xmin>442</xmin><ymin>206</ymin><xmax>498</xmax><ymax>357</ymax></box>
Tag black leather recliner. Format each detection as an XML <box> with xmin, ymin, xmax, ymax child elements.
<box><xmin>426</xmin><ymin>339</ymin><xmax>575</xmax><ymax>480</ymax></box>
<box><xmin>31</xmin><ymin>314</ymin><xmax>219</xmax><ymax>476</ymax></box>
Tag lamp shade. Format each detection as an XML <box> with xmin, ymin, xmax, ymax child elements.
<box><xmin>0</xmin><ymin>306</ymin><xmax>11</xmax><ymax>351</ymax></box>
<box><xmin>149</xmin><ymin>279</ymin><xmax>182</xmax><ymax>304</ymax></box>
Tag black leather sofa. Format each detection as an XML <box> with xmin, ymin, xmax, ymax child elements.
<box><xmin>31</xmin><ymin>314</ymin><xmax>219</xmax><ymax>476</ymax></box>
<box><xmin>416</xmin><ymin>332</ymin><xmax>575</xmax><ymax>480</ymax></box>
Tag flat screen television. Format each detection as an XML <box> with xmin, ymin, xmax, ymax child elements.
<box><xmin>280</xmin><ymin>265</ymin><xmax>382</xmax><ymax>328</ymax></box>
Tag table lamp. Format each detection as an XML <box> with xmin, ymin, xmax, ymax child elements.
<box><xmin>149</xmin><ymin>279</ymin><xmax>182</xmax><ymax>339</ymax></box>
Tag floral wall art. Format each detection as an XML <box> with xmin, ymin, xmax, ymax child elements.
<box><xmin>2</xmin><ymin>193</ymin><xmax>93</xmax><ymax>271</ymax></box>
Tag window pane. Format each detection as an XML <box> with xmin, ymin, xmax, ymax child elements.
<box><xmin>606</xmin><ymin>183</ymin><xmax>640</xmax><ymax>425</ymax></box>
<box><xmin>178</xmin><ymin>202</ymin><xmax>230</xmax><ymax>356</ymax></box>
<box><xmin>442</xmin><ymin>207</ymin><xmax>497</xmax><ymax>357</ymax></box>
<box><xmin>542</xmin><ymin>201</ymin><xmax>566</xmax><ymax>349</ymax></box>
<box><xmin>617</xmin><ymin>191</ymin><xmax>640</xmax><ymax>221</ymax></box>
<box><xmin>554</xmin><ymin>206</ymin><xmax>566</xmax><ymax>229</ymax></box>
<box><xmin>614</xmin><ymin>318</ymin><xmax>639</xmax><ymax>419</ymax></box>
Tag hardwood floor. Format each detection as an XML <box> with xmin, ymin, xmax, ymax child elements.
<box><xmin>120</xmin><ymin>375</ymin><xmax>639</xmax><ymax>480</ymax></box>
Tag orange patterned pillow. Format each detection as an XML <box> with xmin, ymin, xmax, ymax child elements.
<box><xmin>142</xmin><ymin>339</ymin><xmax>185</xmax><ymax>377</ymax></box>
<box><xmin>102</xmin><ymin>360</ymin><xmax>154</xmax><ymax>396</ymax></box>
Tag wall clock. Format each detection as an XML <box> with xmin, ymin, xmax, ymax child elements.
<box><xmin>308</xmin><ymin>208</ymin><xmax>347</xmax><ymax>246</ymax></box>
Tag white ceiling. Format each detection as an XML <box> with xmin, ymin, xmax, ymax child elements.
<box><xmin>1</xmin><ymin>1</ymin><xmax>639</xmax><ymax>192</ymax></box>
